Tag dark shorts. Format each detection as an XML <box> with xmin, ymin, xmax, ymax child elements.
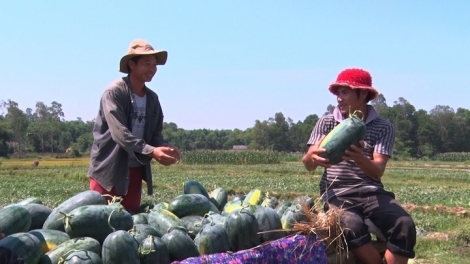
<box><xmin>324</xmin><ymin>192</ymin><xmax>416</xmax><ymax>259</ymax></box>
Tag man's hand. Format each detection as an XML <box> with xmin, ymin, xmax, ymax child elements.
<box><xmin>151</xmin><ymin>145</ymin><xmax>181</xmax><ymax>166</ymax></box>
<box><xmin>343</xmin><ymin>140</ymin><xmax>367</xmax><ymax>163</ymax></box>
<box><xmin>302</xmin><ymin>135</ymin><xmax>332</xmax><ymax>171</ymax></box>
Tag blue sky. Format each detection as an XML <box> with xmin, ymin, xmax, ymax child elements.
<box><xmin>1</xmin><ymin>1</ymin><xmax>469</xmax><ymax>130</ymax></box>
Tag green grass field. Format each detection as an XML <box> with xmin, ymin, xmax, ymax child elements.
<box><xmin>1</xmin><ymin>157</ymin><xmax>469</xmax><ymax>263</ymax></box>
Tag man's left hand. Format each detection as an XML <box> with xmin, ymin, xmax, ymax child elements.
<box><xmin>342</xmin><ymin>140</ymin><xmax>366</xmax><ymax>162</ymax></box>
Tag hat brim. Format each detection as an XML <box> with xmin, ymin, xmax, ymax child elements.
<box><xmin>329</xmin><ymin>82</ymin><xmax>378</xmax><ymax>101</ymax></box>
<box><xmin>119</xmin><ymin>50</ymin><xmax>168</xmax><ymax>73</ymax></box>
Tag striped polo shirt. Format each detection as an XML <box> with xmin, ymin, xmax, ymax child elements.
<box><xmin>307</xmin><ymin>105</ymin><xmax>395</xmax><ymax>201</ymax></box>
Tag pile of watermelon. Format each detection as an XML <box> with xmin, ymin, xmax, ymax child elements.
<box><xmin>0</xmin><ymin>180</ymin><xmax>317</xmax><ymax>264</ymax></box>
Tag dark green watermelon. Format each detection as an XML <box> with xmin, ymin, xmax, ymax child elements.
<box><xmin>161</xmin><ymin>227</ymin><xmax>200</xmax><ymax>262</ymax></box>
<box><xmin>224</xmin><ymin>207</ymin><xmax>260</xmax><ymax>251</ymax></box>
<box><xmin>254</xmin><ymin>206</ymin><xmax>286</xmax><ymax>242</ymax></box>
<box><xmin>139</xmin><ymin>235</ymin><xmax>170</xmax><ymax>264</ymax></box>
<box><xmin>102</xmin><ymin>230</ymin><xmax>139</xmax><ymax>263</ymax></box>
<box><xmin>194</xmin><ymin>222</ymin><xmax>230</xmax><ymax>255</ymax></box>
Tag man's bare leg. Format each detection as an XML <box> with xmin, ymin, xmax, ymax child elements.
<box><xmin>384</xmin><ymin>250</ymin><xmax>408</xmax><ymax>264</ymax></box>
<box><xmin>352</xmin><ymin>242</ymin><xmax>383</xmax><ymax>264</ymax></box>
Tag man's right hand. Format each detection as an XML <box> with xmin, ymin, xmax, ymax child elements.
<box><xmin>302</xmin><ymin>135</ymin><xmax>331</xmax><ymax>171</ymax></box>
<box><xmin>151</xmin><ymin>146</ymin><xmax>180</xmax><ymax>166</ymax></box>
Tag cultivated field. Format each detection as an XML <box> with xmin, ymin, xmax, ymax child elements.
<box><xmin>1</xmin><ymin>156</ymin><xmax>469</xmax><ymax>263</ymax></box>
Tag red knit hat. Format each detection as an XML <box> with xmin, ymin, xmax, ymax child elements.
<box><xmin>328</xmin><ymin>68</ymin><xmax>378</xmax><ymax>100</ymax></box>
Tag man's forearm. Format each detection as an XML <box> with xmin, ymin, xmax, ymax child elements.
<box><xmin>355</xmin><ymin>157</ymin><xmax>383</xmax><ymax>180</ymax></box>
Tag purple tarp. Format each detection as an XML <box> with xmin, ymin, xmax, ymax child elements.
<box><xmin>172</xmin><ymin>234</ymin><xmax>328</xmax><ymax>264</ymax></box>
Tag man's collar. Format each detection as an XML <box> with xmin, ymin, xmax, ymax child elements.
<box><xmin>333</xmin><ymin>105</ymin><xmax>378</xmax><ymax>124</ymax></box>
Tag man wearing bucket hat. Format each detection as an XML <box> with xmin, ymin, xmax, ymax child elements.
<box><xmin>302</xmin><ymin>68</ymin><xmax>416</xmax><ymax>264</ymax></box>
<box><xmin>87</xmin><ymin>39</ymin><xmax>181</xmax><ymax>214</ymax></box>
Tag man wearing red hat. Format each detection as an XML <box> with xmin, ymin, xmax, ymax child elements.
<box><xmin>302</xmin><ymin>68</ymin><xmax>416</xmax><ymax>264</ymax></box>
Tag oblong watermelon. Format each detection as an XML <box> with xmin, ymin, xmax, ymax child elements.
<box><xmin>318</xmin><ymin>109</ymin><xmax>366</xmax><ymax>164</ymax></box>
<box><xmin>64</xmin><ymin>204</ymin><xmax>133</xmax><ymax>244</ymax></box>
<box><xmin>39</xmin><ymin>237</ymin><xmax>101</xmax><ymax>264</ymax></box>
<box><xmin>0</xmin><ymin>205</ymin><xmax>32</xmax><ymax>236</ymax></box>
<box><xmin>0</xmin><ymin>232</ymin><xmax>42</xmax><ymax>264</ymax></box>
<box><xmin>42</xmin><ymin>190</ymin><xmax>107</xmax><ymax>231</ymax></box>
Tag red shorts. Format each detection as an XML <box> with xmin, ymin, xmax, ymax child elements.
<box><xmin>89</xmin><ymin>167</ymin><xmax>143</xmax><ymax>214</ymax></box>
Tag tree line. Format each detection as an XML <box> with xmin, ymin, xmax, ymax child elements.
<box><xmin>1</xmin><ymin>94</ymin><xmax>469</xmax><ymax>160</ymax></box>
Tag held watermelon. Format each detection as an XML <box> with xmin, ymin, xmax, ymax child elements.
<box><xmin>318</xmin><ymin>109</ymin><xmax>366</xmax><ymax>164</ymax></box>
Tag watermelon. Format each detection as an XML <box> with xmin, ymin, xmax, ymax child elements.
<box><xmin>292</xmin><ymin>195</ymin><xmax>316</xmax><ymax>212</ymax></box>
<box><xmin>194</xmin><ymin>221</ymin><xmax>230</xmax><ymax>255</ymax></box>
<box><xmin>139</xmin><ymin>235</ymin><xmax>170</xmax><ymax>264</ymax></box>
<box><xmin>138</xmin><ymin>202</ymin><xmax>155</xmax><ymax>213</ymax></box>
<box><xmin>224</xmin><ymin>207</ymin><xmax>260</xmax><ymax>251</ymax></box>
<box><xmin>318</xmin><ymin>109</ymin><xmax>366</xmax><ymax>164</ymax></box>
<box><xmin>128</xmin><ymin>224</ymin><xmax>160</xmax><ymax>245</ymax></box>
<box><xmin>154</xmin><ymin>202</ymin><xmax>169</xmax><ymax>210</ymax></box>
<box><xmin>17</xmin><ymin>197</ymin><xmax>43</xmax><ymax>205</ymax></box>
<box><xmin>43</xmin><ymin>190</ymin><xmax>107</xmax><ymax>231</ymax></box>
<box><xmin>102</xmin><ymin>230</ymin><xmax>140</xmax><ymax>263</ymax></box>
<box><xmin>253</xmin><ymin>206</ymin><xmax>285</xmax><ymax>243</ymax></box>
<box><xmin>0</xmin><ymin>205</ymin><xmax>32</xmax><ymax>236</ymax></box>
<box><xmin>39</xmin><ymin>237</ymin><xmax>101</xmax><ymax>264</ymax></box>
<box><xmin>180</xmin><ymin>215</ymin><xmax>208</xmax><ymax>239</ymax></box>
<box><xmin>147</xmin><ymin>208</ymin><xmax>182</xmax><ymax>237</ymax></box>
<box><xmin>167</xmin><ymin>194</ymin><xmax>212</xmax><ymax>218</ymax></box>
<box><xmin>183</xmin><ymin>180</ymin><xmax>210</xmax><ymax>198</ymax></box>
<box><xmin>222</xmin><ymin>200</ymin><xmax>257</xmax><ymax>216</ymax></box>
<box><xmin>209</xmin><ymin>187</ymin><xmax>228</xmax><ymax>211</ymax></box>
<box><xmin>281</xmin><ymin>204</ymin><xmax>308</xmax><ymax>233</ymax></box>
<box><xmin>132</xmin><ymin>213</ymin><xmax>149</xmax><ymax>225</ymax></box>
<box><xmin>59</xmin><ymin>250</ymin><xmax>102</xmax><ymax>264</ymax></box>
<box><xmin>261</xmin><ymin>194</ymin><xmax>278</xmax><ymax>209</ymax></box>
<box><xmin>0</xmin><ymin>232</ymin><xmax>42</xmax><ymax>264</ymax></box>
<box><xmin>205</xmin><ymin>212</ymin><xmax>226</xmax><ymax>227</ymax></box>
<box><xmin>23</xmin><ymin>204</ymin><xmax>53</xmax><ymax>230</ymax></box>
<box><xmin>231</xmin><ymin>194</ymin><xmax>245</xmax><ymax>203</ymax></box>
<box><xmin>64</xmin><ymin>204</ymin><xmax>133</xmax><ymax>244</ymax></box>
<box><xmin>244</xmin><ymin>188</ymin><xmax>266</xmax><ymax>205</ymax></box>
<box><xmin>28</xmin><ymin>229</ymin><xmax>70</xmax><ymax>255</ymax></box>
<box><xmin>161</xmin><ymin>227</ymin><xmax>200</xmax><ymax>262</ymax></box>
<box><xmin>274</xmin><ymin>200</ymin><xmax>292</xmax><ymax>218</ymax></box>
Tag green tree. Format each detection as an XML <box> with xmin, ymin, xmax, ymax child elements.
<box><xmin>3</xmin><ymin>100</ymin><xmax>29</xmax><ymax>156</ymax></box>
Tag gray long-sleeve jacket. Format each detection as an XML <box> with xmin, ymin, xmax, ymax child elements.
<box><xmin>87</xmin><ymin>76</ymin><xmax>168</xmax><ymax>196</ymax></box>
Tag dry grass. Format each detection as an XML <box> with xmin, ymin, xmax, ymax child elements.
<box><xmin>289</xmin><ymin>200</ymin><xmax>349</xmax><ymax>263</ymax></box>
